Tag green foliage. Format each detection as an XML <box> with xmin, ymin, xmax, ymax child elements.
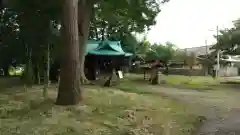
<box><xmin>212</xmin><ymin>18</ymin><xmax>240</xmax><ymax>55</ymax></box>
<box><xmin>8</xmin><ymin>66</ymin><xmax>24</xmax><ymax>76</ymax></box>
<box><xmin>186</xmin><ymin>52</ymin><xmax>197</xmax><ymax>69</ymax></box>
<box><xmin>90</xmin><ymin>0</ymin><xmax>167</xmax><ymax>40</ymax></box>
<box><xmin>1</xmin><ymin>0</ymin><xmax>168</xmax><ymax>67</ymax></box>
<box><xmin>145</xmin><ymin>42</ymin><xmax>176</xmax><ymax>62</ymax></box>
<box><xmin>172</xmin><ymin>50</ymin><xmax>187</xmax><ymax>62</ymax></box>
<box><xmin>0</xmin><ymin>0</ymin><xmax>61</xmax><ymax>82</ymax></box>
<box><xmin>135</xmin><ymin>40</ymin><xmax>151</xmax><ymax>59</ymax></box>
<box><xmin>0</xmin><ymin>8</ymin><xmax>24</xmax><ymax>67</ymax></box>
<box><xmin>121</xmin><ymin>34</ymin><xmax>139</xmax><ymax>54</ymax></box>
<box><xmin>0</xmin><ymin>0</ymin><xmax>170</xmax><ymax>96</ymax></box>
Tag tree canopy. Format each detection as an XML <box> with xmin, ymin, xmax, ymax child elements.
<box><xmin>212</xmin><ymin>19</ymin><xmax>240</xmax><ymax>55</ymax></box>
<box><xmin>145</xmin><ymin>42</ymin><xmax>177</xmax><ymax>62</ymax></box>
<box><xmin>1</xmin><ymin>0</ymin><xmax>170</xmax><ymax>105</ymax></box>
<box><xmin>1</xmin><ymin>0</ymin><xmax>168</xmax><ymax>66</ymax></box>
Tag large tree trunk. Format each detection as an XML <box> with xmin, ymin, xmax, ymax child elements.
<box><xmin>56</xmin><ymin>0</ymin><xmax>81</xmax><ymax>105</ymax></box>
<box><xmin>78</xmin><ymin>1</ymin><xmax>93</xmax><ymax>84</ymax></box>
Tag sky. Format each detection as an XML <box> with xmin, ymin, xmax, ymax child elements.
<box><xmin>147</xmin><ymin>0</ymin><xmax>240</xmax><ymax>48</ymax></box>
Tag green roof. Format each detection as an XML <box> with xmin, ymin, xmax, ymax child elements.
<box><xmin>88</xmin><ymin>50</ymin><xmax>124</xmax><ymax>56</ymax></box>
<box><xmin>86</xmin><ymin>40</ymin><xmax>133</xmax><ymax>57</ymax></box>
<box><xmin>85</xmin><ymin>40</ymin><xmax>101</xmax><ymax>55</ymax></box>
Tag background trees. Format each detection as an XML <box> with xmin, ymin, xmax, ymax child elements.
<box><xmin>0</xmin><ymin>0</ymin><xmax>169</xmax><ymax>105</ymax></box>
<box><xmin>211</xmin><ymin>19</ymin><xmax>240</xmax><ymax>55</ymax></box>
<box><xmin>145</xmin><ymin>42</ymin><xmax>176</xmax><ymax>63</ymax></box>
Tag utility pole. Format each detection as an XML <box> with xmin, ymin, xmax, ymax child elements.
<box><xmin>205</xmin><ymin>40</ymin><xmax>208</xmax><ymax>54</ymax></box>
<box><xmin>208</xmin><ymin>26</ymin><xmax>220</xmax><ymax>77</ymax></box>
<box><xmin>216</xmin><ymin>26</ymin><xmax>220</xmax><ymax>77</ymax></box>
<box><xmin>205</xmin><ymin>40</ymin><xmax>208</xmax><ymax>76</ymax></box>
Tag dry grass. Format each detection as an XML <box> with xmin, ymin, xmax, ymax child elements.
<box><xmin>0</xmin><ymin>83</ymin><xmax>201</xmax><ymax>135</ymax></box>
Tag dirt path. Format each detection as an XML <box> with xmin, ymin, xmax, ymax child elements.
<box><xmin>146</xmin><ymin>86</ymin><xmax>240</xmax><ymax>135</ymax></box>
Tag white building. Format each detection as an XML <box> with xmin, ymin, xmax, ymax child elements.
<box><xmin>181</xmin><ymin>46</ymin><xmax>239</xmax><ymax>77</ymax></box>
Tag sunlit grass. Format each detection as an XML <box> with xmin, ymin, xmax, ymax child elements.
<box><xmin>124</xmin><ymin>73</ymin><xmax>226</xmax><ymax>91</ymax></box>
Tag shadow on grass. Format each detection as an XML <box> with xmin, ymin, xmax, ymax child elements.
<box><xmin>127</xmin><ymin>77</ymin><xmax>149</xmax><ymax>84</ymax></box>
<box><xmin>219</xmin><ymin>81</ymin><xmax>240</xmax><ymax>90</ymax></box>
<box><xmin>0</xmin><ymin>99</ymin><xmax>54</xmax><ymax>119</ymax></box>
<box><xmin>115</xmin><ymin>85</ymin><xmax>155</xmax><ymax>95</ymax></box>
<box><xmin>220</xmin><ymin>81</ymin><xmax>240</xmax><ymax>84</ymax></box>
<box><xmin>0</xmin><ymin>77</ymin><xmax>23</xmax><ymax>92</ymax></box>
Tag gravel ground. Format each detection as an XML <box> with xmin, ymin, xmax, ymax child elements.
<box><xmin>145</xmin><ymin>85</ymin><xmax>240</xmax><ymax>135</ymax></box>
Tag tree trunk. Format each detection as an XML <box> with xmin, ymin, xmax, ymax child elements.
<box><xmin>37</xmin><ymin>64</ymin><xmax>41</xmax><ymax>84</ymax></box>
<box><xmin>43</xmin><ymin>44</ymin><xmax>50</xmax><ymax>99</ymax></box>
<box><xmin>165</xmin><ymin>64</ymin><xmax>169</xmax><ymax>76</ymax></box>
<box><xmin>3</xmin><ymin>66</ymin><xmax>9</xmax><ymax>76</ymax></box>
<box><xmin>189</xmin><ymin>66</ymin><xmax>193</xmax><ymax>76</ymax></box>
<box><xmin>151</xmin><ymin>68</ymin><xmax>158</xmax><ymax>85</ymax></box>
<box><xmin>78</xmin><ymin>1</ymin><xmax>93</xmax><ymax>84</ymax></box>
<box><xmin>94</xmin><ymin>27</ymin><xmax>99</xmax><ymax>39</ymax></box>
<box><xmin>25</xmin><ymin>47</ymin><xmax>35</xmax><ymax>86</ymax></box>
<box><xmin>56</xmin><ymin>0</ymin><xmax>81</xmax><ymax>105</ymax></box>
<box><xmin>101</xmin><ymin>21</ymin><xmax>105</xmax><ymax>40</ymax></box>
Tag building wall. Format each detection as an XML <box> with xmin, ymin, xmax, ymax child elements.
<box><xmin>219</xmin><ymin>67</ymin><xmax>238</xmax><ymax>77</ymax></box>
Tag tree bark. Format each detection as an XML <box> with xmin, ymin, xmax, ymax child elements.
<box><xmin>94</xmin><ymin>27</ymin><xmax>99</xmax><ymax>39</ymax></box>
<box><xmin>56</xmin><ymin>0</ymin><xmax>82</xmax><ymax>105</ymax></box>
<box><xmin>37</xmin><ymin>64</ymin><xmax>41</xmax><ymax>84</ymax></box>
<box><xmin>101</xmin><ymin>21</ymin><xmax>105</xmax><ymax>40</ymax></box>
<box><xmin>78</xmin><ymin>1</ymin><xmax>93</xmax><ymax>84</ymax></box>
<box><xmin>43</xmin><ymin>44</ymin><xmax>50</xmax><ymax>99</ymax></box>
<box><xmin>25</xmin><ymin>47</ymin><xmax>35</xmax><ymax>86</ymax></box>
<box><xmin>3</xmin><ymin>66</ymin><xmax>9</xmax><ymax>76</ymax></box>
<box><xmin>165</xmin><ymin>62</ymin><xmax>169</xmax><ymax>76</ymax></box>
<box><xmin>151</xmin><ymin>68</ymin><xmax>159</xmax><ymax>85</ymax></box>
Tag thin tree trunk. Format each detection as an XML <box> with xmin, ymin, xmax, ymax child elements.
<box><xmin>56</xmin><ymin>0</ymin><xmax>81</xmax><ymax>105</ymax></box>
<box><xmin>94</xmin><ymin>27</ymin><xmax>99</xmax><ymax>39</ymax></box>
<box><xmin>188</xmin><ymin>66</ymin><xmax>193</xmax><ymax>82</ymax></box>
<box><xmin>37</xmin><ymin>64</ymin><xmax>41</xmax><ymax>84</ymax></box>
<box><xmin>78</xmin><ymin>1</ymin><xmax>93</xmax><ymax>84</ymax></box>
<box><xmin>25</xmin><ymin>47</ymin><xmax>34</xmax><ymax>86</ymax></box>
<box><xmin>43</xmin><ymin>44</ymin><xmax>50</xmax><ymax>99</ymax></box>
<box><xmin>3</xmin><ymin>66</ymin><xmax>9</xmax><ymax>76</ymax></box>
<box><xmin>101</xmin><ymin>21</ymin><xmax>105</xmax><ymax>40</ymax></box>
<box><xmin>150</xmin><ymin>68</ymin><xmax>158</xmax><ymax>85</ymax></box>
<box><xmin>165</xmin><ymin>64</ymin><xmax>169</xmax><ymax>76</ymax></box>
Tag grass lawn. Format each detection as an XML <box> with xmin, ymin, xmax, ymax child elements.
<box><xmin>0</xmin><ymin>78</ymin><xmax>202</xmax><ymax>135</ymax></box>
<box><xmin>125</xmin><ymin>73</ymin><xmax>240</xmax><ymax>91</ymax></box>
<box><xmin>161</xmin><ymin>75</ymin><xmax>220</xmax><ymax>90</ymax></box>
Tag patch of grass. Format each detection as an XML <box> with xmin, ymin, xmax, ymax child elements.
<box><xmin>125</xmin><ymin>74</ymin><xmax>225</xmax><ymax>91</ymax></box>
<box><xmin>0</xmin><ymin>85</ymin><xmax>201</xmax><ymax>135</ymax></box>
<box><xmin>114</xmin><ymin>81</ymin><xmax>154</xmax><ymax>95</ymax></box>
<box><xmin>160</xmin><ymin>75</ymin><xmax>240</xmax><ymax>91</ymax></box>
<box><xmin>158</xmin><ymin>75</ymin><xmax>220</xmax><ymax>91</ymax></box>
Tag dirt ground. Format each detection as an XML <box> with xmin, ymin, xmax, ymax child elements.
<box><xmin>147</xmin><ymin>86</ymin><xmax>240</xmax><ymax>135</ymax></box>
